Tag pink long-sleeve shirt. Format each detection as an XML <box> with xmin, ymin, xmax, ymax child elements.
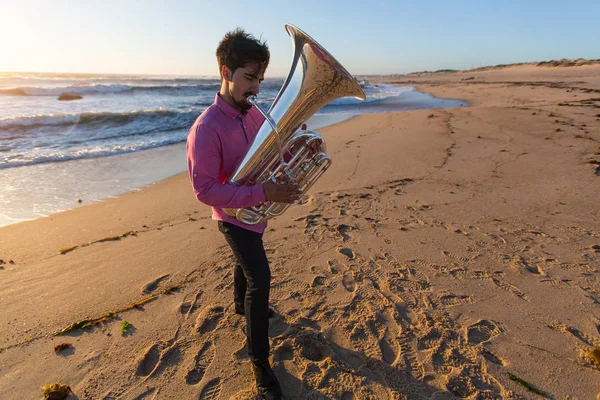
<box><xmin>186</xmin><ymin>93</ymin><xmax>267</xmax><ymax>233</ymax></box>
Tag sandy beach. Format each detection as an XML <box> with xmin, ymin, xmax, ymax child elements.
<box><xmin>1</xmin><ymin>63</ymin><xmax>599</xmax><ymax>399</ymax></box>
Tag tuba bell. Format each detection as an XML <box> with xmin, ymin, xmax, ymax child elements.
<box><xmin>223</xmin><ymin>24</ymin><xmax>366</xmax><ymax>225</ymax></box>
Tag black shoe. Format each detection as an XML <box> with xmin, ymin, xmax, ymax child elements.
<box><xmin>235</xmin><ymin>305</ymin><xmax>275</xmax><ymax>318</ymax></box>
<box><xmin>252</xmin><ymin>361</ymin><xmax>282</xmax><ymax>400</ymax></box>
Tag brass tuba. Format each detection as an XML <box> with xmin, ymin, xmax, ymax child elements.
<box><xmin>223</xmin><ymin>24</ymin><xmax>366</xmax><ymax>225</ymax></box>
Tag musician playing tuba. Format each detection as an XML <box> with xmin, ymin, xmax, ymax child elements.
<box><xmin>187</xmin><ymin>25</ymin><xmax>364</xmax><ymax>399</ymax></box>
<box><xmin>186</xmin><ymin>28</ymin><xmax>296</xmax><ymax>400</ymax></box>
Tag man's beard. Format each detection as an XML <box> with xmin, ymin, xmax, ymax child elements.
<box><xmin>235</xmin><ymin>96</ymin><xmax>252</xmax><ymax>110</ymax></box>
<box><xmin>230</xmin><ymin>88</ymin><xmax>252</xmax><ymax>111</ymax></box>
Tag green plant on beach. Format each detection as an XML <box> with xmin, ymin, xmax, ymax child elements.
<box><xmin>120</xmin><ymin>320</ymin><xmax>132</xmax><ymax>336</ymax></box>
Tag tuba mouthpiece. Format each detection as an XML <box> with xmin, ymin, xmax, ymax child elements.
<box><xmin>246</xmin><ymin>95</ymin><xmax>258</xmax><ymax>106</ymax></box>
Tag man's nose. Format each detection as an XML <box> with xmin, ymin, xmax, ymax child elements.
<box><xmin>253</xmin><ymin>82</ymin><xmax>260</xmax><ymax>95</ymax></box>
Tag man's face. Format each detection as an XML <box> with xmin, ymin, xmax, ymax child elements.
<box><xmin>224</xmin><ymin>63</ymin><xmax>265</xmax><ymax>111</ymax></box>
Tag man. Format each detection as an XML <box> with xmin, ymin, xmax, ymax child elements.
<box><xmin>186</xmin><ymin>28</ymin><xmax>301</xmax><ymax>400</ymax></box>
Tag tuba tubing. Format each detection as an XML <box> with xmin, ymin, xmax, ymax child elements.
<box><xmin>223</xmin><ymin>24</ymin><xmax>366</xmax><ymax>225</ymax></box>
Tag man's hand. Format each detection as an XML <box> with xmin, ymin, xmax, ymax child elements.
<box><xmin>263</xmin><ymin>181</ymin><xmax>302</xmax><ymax>204</ymax></box>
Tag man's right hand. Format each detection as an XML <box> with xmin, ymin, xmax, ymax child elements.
<box><xmin>263</xmin><ymin>181</ymin><xmax>302</xmax><ymax>204</ymax></box>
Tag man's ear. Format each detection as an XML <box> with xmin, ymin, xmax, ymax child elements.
<box><xmin>222</xmin><ymin>65</ymin><xmax>232</xmax><ymax>82</ymax></box>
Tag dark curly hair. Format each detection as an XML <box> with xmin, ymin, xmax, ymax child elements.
<box><xmin>216</xmin><ymin>28</ymin><xmax>270</xmax><ymax>79</ymax></box>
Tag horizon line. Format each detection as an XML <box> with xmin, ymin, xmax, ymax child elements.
<box><xmin>2</xmin><ymin>57</ymin><xmax>599</xmax><ymax>79</ymax></box>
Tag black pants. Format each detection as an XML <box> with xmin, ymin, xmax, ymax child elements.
<box><xmin>218</xmin><ymin>221</ymin><xmax>271</xmax><ymax>364</ymax></box>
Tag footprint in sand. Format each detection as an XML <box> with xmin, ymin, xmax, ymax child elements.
<box><xmin>311</xmin><ymin>275</ymin><xmax>327</xmax><ymax>288</ymax></box>
<box><xmin>379</xmin><ymin>337</ymin><xmax>400</xmax><ymax>365</ymax></box>
<box><xmin>179</xmin><ymin>301</ymin><xmax>192</xmax><ymax>315</ymax></box>
<box><xmin>141</xmin><ymin>274</ymin><xmax>170</xmax><ymax>294</ymax></box>
<box><xmin>146</xmin><ymin>344</ymin><xmax>181</xmax><ymax>379</ymax></box>
<box><xmin>467</xmin><ymin>320</ymin><xmax>502</xmax><ymax>345</ymax></box>
<box><xmin>509</xmin><ymin>255</ymin><xmax>545</xmax><ymax>275</ymax></box>
<box><xmin>297</xmin><ymin>316</ymin><xmax>321</xmax><ymax>331</ymax></box>
<box><xmin>179</xmin><ymin>291</ymin><xmax>202</xmax><ymax>319</ymax></box>
<box><xmin>133</xmin><ymin>387</ymin><xmax>157</xmax><ymax>400</ymax></box>
<box><xmin>490</xmin><ymin>277</ymin><xmax>529</xmax><ymax>301</ymax></box>
<box><xmin>300</xmin><ymin>300</ymin><xmax>325</xmax><ymax>320</ymax></box>
<box><xmin>336</xmin><ymin>224</ymin><xmax>353</xmax><ymax>241</ymax></box>
<box><xmin>271</xmin><ymin>279</ymin><xmax>295</xmax><ymax>300</ymax></box>
<box><xmin>400</xmin><ymin>332</ymin><xmax>424</xmax><ymax>380</ymax></box>
<box><xmin>268</xmin><ymin>314</ymin><xmax>289</xmax><ymax>338</ymax></box>
<box><xmin>342</xmin><ymin>272</ymin><xmax>357</xmax><ymax>292</ymax></box>
<box><xmin>418</xmin><ymin>327</ymin><xmax>443</xmax><ymax>350</ymax></box>
<box><xmin>228</xmin><ymin>388</ymin><xmax>256</xmax><ymax>400</ymax></box>
<box><xmin>233</xmin><ymin>338</ymin><xmax>248</xmax><ymax>360</ymax></box>
<box><xmin>446</xmin><ymin>374</ymin><xmax>477</xmax><ymax>398</ymax></box>
<box><xmin>562</xmin><ymin>324</ymin><xmax>597</xmax><ymax>347</ymax></box>
<box><xmin>186</xmin><ymin>341</ymin><xmax>215</xmax><ymax>385</ymax></box>
<box><xmin>481</xmin><ymin>348</ymin><xmax>506</xmax><ymax>366</ymax></box>
<box><xmin>195</xmin><ymin>305</ymin><xmax>224</xmax><ymax>334</ymax></box>
<box><xmin>299</xmin><ymin>338</ymin><xmax>331</xmax><ymax>362</ymax></box>
<box><xmin>337</xmin><ymin>247</ymin><xmax>355</xmax><ymax>259</ymax></box>
<box><xmin>136</xmin><ymin>343</ymin><xmax>161</xmax><ymax>376</ymax></box>
<box><xmin>388</xmin><ymin>277</ymin><xmax>430</xmax><ymax>296</ymax></box>
<box><xmin>327</xmin><ymin>260</ymin><xmax>340</xmax><ymax>274</ymax></box>
<box><xmin>310</xmin><ymin>265</ymin><xmax>324</xmax><ymax>274</ymax></box>
<box><xmin>198</xmin><ymin>378</ymin><xmax>222</xmax><ymax>400</ymax></box>
<box><xmin>526</xmin><ymin>263</ymin><xmax>544</xmax><ymax>275</ymax></box>
<box><xmin>441</xmin><ymin>250</ymin><xmax>470</xmax><ymax>262</ymax></box>
<box><xmin>437</xmin><ymin>294</ymin><xmax>473</xmax><ymax>307</ymax></box>
<box><xmin>274</xmin><ymin>343</ymin><xmax>302</xmax><ymax>396</ymax></box>
<box><xmin>271</xmin><ymin>279</ymin><xmax>309</xmax><ymax>301</ymax></box>
<box><xmin>344</xmin><ymin>352</ymin><xmax>365</xmax><ymax>371</ymax></box>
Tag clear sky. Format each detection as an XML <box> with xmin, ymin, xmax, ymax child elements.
<box><xmin>1</xmin><ymin>0</ymin><xmax>599</xmax><ymax>77</ymax></box>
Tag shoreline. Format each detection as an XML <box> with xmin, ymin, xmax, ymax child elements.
<box><xmin>1</xmin><ymin>64</ymin><xmax>599</xmax><ymax>399</ymax></box>
<box><xmin>0</xmin><ymin>87</ymin><xmax>465</xmax><ymax>229</ymax></box>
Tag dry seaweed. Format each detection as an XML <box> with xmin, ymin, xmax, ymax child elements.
<box><xmin>59</xmin><ymin>231</ymin><xmax>137</xmax><ymax>255</ymax></box>
<box><xmin>58</xmin><ymin>246</ymin><xmax>78</xmax><ymax>255</ymax></box>
<box><xmin>96</xmin><ymin>231</ymin><xmax>135</xmax><ymax>243</ymax></box>
<box><xmin>53</xmin><ymin>343</ymin><xmax>72</xmax><ymax>353</ymax></box>
<box><xmin>41</xmin><ymin>383</ymin><xmax>72</xmax><ymax>400</ymax></box>
<box><xmin>162</xmin><ymin>286</ymin><xmax>180</xmax><ymax>295</ymax></box>
<box><xmin>54</xmin><ymin>294</ymin><xmax>158</xmax><ymax>335</ymax></box>
<box><xmin>588</xmin><ymin>345</ymin><xmax>600</xmax><ymax>365</ymax></box>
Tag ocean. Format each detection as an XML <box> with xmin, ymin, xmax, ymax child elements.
<box><xmin>0</xmin><ymin>72</ymin><xmax>466</xmax><ymax>227</ymax></box>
